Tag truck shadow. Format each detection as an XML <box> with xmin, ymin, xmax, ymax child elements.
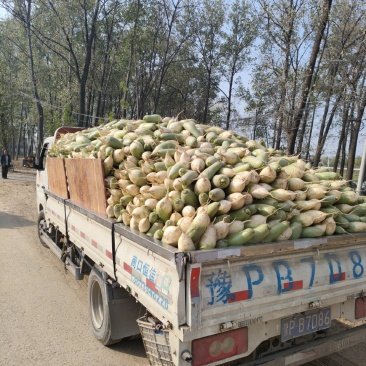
<box><xmin>110</xmin><ymin>337</ymin><xmax>148</xmax><ymax>363</ymax></box>
<box><xmin>0</xmin><ymin>212</ymin><xmax>35</xmax><ymax>229</ymax></box>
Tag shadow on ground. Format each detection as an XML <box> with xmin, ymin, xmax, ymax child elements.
<box><xmin>110</xmin><ymin>337</ymin><xmax>148</xmax><ymax>362</ymax></box>
<box><xmin>0</xmin><ymin>212</ymin><xmax>35</xmax><ymax>229</ymax></box>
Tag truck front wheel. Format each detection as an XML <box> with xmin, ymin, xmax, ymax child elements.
<box><xmin>37</xmin><ymin>211</ymin><xmax>49</xmax><ymax>248</ymax></box>
<box><xmin>88</xmin><ymin>269</ymin><xmax>121</xmax><ymax>346</ymax></box>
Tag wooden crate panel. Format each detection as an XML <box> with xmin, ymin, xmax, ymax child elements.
<box><xmin>46</xmin><ymin>157</ymin><xmax>68</xmax><ymax>199</ymax></box>
<box><xmin>64</xmin><ymin>159</ymin><xmax>106</xmax><ymax>216</ymax></box>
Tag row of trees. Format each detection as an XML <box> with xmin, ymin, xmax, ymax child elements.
<box><xmin>0</xmin><ymin>0</ymin><xmax>365</xmax><ymax>181</ymax></box>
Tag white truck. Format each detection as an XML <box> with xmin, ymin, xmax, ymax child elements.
<box><xmin>36</xmin><ymin>127</ymin><xmax>366</xmax><ymax>366</ymax></box>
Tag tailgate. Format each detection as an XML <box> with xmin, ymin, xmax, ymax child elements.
<box><xmin>187</xmin><ymin>240</ymin><xmax>366</xmax><ymax>329</ymax></box>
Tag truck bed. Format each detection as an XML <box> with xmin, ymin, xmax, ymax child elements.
<box><xmin>44</xmin><ymin>189</ymin><xmax>366</xmax><ymax>359</ymax></box>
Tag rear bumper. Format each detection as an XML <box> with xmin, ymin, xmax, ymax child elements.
<box><xmin>244</xmin><ymin>322</ymin><xmax>366</xmax><ymax>366</ymax></box>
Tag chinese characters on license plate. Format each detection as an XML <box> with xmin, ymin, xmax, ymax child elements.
<box><xmin>281</xmin><ymin>307</ymin><xmax>331</xmax><ymax>342</ymax></box>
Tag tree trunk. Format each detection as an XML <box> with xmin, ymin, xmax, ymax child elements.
<box><xmin>25</xmin><ymin>0</ymin><xmax>44</xmax><ymax>159</ymax></box>
<box><xmin>334</xmin><ymin>104</ymin><xmax>349</xmax><ymax>172</ymax></box>
<box><xmin>346</xmin><ymin>85</ymin><xmax>366</xmax><ymax>181</ymax></box>
<box><xmin>287</xmin><ymin>0</ymin><xmax>332</xmax><ymax>154</ymax></box>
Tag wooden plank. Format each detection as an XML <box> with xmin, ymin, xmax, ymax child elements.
<box><xmin>64</xmin><ymin>159</ymin><xmax>107</xmax><ymax>216</ymax></box>
<box><xmin>46</xmin><ymin>157</ymin><xmax>69</xmax><ymax>199</ymax></box>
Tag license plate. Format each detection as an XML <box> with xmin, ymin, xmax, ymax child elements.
<box><xmin>281</xmin><ymin>307</ymin><xmax>331</xmax><ymax>342</ymax></box>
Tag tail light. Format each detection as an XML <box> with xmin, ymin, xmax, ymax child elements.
<box><xmin>355</xmin><ymin>297</ymin><xmax>366</xmax><ymax>319</ymax></box>
<box><xmin>192</xmin><ymin>327</ymin><xmax>248</xmax><ymax>366</ymax></box>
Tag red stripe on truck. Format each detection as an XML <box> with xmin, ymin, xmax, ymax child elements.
<box><xmin>106</xmin><ymin>250</ymin><xmax>113</xmax><ymax>259</ymax></box>
<box><xmin>91</xmin><ymin>239</ymin><xmax>98</xmax><ymax>248</ymax></box>
<box><xmin>190</xmin><ymin>267</ymin><xmax>201</xmax><ymax>299</ymax></box>
<box><xmin>123</xmin><ymin>262</ymin><xmax>132</xmax><ymax>274</ymax></box>
<box><xmin>146</xmin><ymin>278</ymin><xmax>157</xmax><ymax>292</ymax></box>
<box><xmin>284</xmin><ymin>280</ymin><xmax>303</xmax><ymax>291</ymax></box>
<box><xmin>228</xmin><ymin>290</ymin><xmax>250</xmax><ymax>303</ymax></box>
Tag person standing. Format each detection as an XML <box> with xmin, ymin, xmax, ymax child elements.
<box><xmin>1</xmin><ymin>149</ymin><xmax>11</xmax><ymax>179</ymax></box>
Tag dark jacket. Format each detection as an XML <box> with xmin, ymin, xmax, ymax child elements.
<box><xmin>1</xmin><ymin>153</ymin><xmax>11</xmax><ymax>166</ymax></box>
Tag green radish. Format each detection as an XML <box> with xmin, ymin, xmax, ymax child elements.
<box><xmin>181</xmin><ymin>189</ymin><xmax>199</xmax><ymax>208</ymax></box>
<box><xmin>199</xmin><ymin>193</ymin><xmax>209</xmax><ymax>205</ymax></box>
<box><xmin>335</xmin><ymin>225</ymin><xmax>347</xmax><ymax>234</ymax></box>
<box><xmin>186</xmin><ymin>212</ymin><xmax>211</xmax><ymax>245</ymax></box>
<box><xmin>346</xmin><ymin>222</ymin><xmax>366</xmax><ymax>233</ymax></box>
<box><xmin>182</xmin><ymin>120</ymin><xmax>203</xmax><ymax>138</ymax></box>
<box><xmin>270</xmin><ymin>189</ymin><xmax>296</xmax><ymax>202</ymax></box>
<box><xmin>185</xmin><ymin>136</ymin><xmax>198</xmax><ymax>147</ymax></box>
<box><xmin>206</xmin><ymin>202</ymin><xmax>221</xmax><ymax>219</ymax></box>
<box><xmin>226</xmin><ymin>208</ymin><xmax>252</xmax><ymax>222</ymax></box>
<box><xmin>154</xmin><ymin>161</ymin><xmax>167</xmax><ymax>172</ymax></box>
<box><xmin>149</xmin><ymin>212</ymin><xmax>159</xmax><ymax>223</ymax></box>
<box><xmin>263</xmin><ymin>221</ymin><xmax>290</xmax><ymax>242</ymax></box>
<box><xmin>248</xmin><ymin>224</ymin><xmax>270</xmax><ymax>244</ymax></box>
<box><xmin>277</xmin><ymin>200</ymin><xmax>296</xmax><ymax>212</ymax></box>
<box><xmin>321</xmin><ymin>195</ymin><xmax>339</xmax><ymax>207</ymax></box>
<box><xmin>320</xmin><ymin>206</ymin><xmax>341</xmax><ymax>216</ymax></box>
<box><xmin>205</xmin><ymin>156</ymin><xmax>219</xmax><ymax>166</ymax></box>
<box><xmin>336</xmin><ymin>191</ymin><xmax>359</xmax><ymax>205</ymax></box>
<box><xmin>287</xmin><ymin>178</ymin><xmax>305</xmax><ymax>191</ymax></box>
<box><xmin>154</xmin><ymin>148</ymin><xmax>176</xmax><ymax>157</ymax></box>
<box><xmin>198</xmin><ymin>224</ymin><xmax>217</xmax><ymax>250</ymax></box>
<box><xmin>99</xmin><ymin>136</ymin><xmax>123</xmax><ymax>149</ymax></box>
<box><xmin>241</xmin><ymin>156</ymin><xmax>264</xmax><ymax>169</ymax></box>
<box><xmin>226</xmin><ymin>228</ymin><xmax>255</xmax><ymax>246</ymax></box>
<box><xmin>130</xmin><ymin>141</ymin><xmax>144</xmax><ymax>159</ymax></box>
<box><xmin>128</xmin><ymin>169</ymin><xmax>147</xmax><ymax>187</ymax></box>
<box><xmin>172</xmin><ymin>198</ymin><xmax>184</xmax><ymax>212</ymax></box>
<box><xmin>306</xmin><ymin>210</ymin><xmax>328</xmax><ymax>224</ymax></box>
<box><xmin>160</xmin><ymin>133</ymin><xmax>185</xmax><ymax>143</ymax></box>
<box><xmin>143</xmin><ymin>114</ymin><xmax>162</xmax><ymax>123</ymax></box>
<box><xmin>212</xmin><ymin>174</ymin><xmax>230</xmax><ymax>189</ymax></box>
<box><xmin>180</xmin><ymin>170</ymin><xmax>199</xmax><ymax>187</ymax></box>
<box><xmin>276</xmin><ymin>227</ymin><xmax>293</xmax><ymax>241</ymax></box>
<box><xmin>279</xmin><ymin>164</ymin><xmax>304</xmax><ymax>179</ymax></box>
<box><xmin>314</xmin><ymin>171</ymin><xmax>340</xmax><ymax>180</ymax></box>
<box><xmin>245</xmin><ymin>214</ymin><xmax>267</xmax><ymax>229</ymax></box>
<box><xmin>291</xmin><ymin>212</ymin><xmax>314</xmax><ymax>227</ymax></box>
<box><xmin>267</xmin><ymin>210</ymin><xmax>287</xmax><ymax>222</ymax></box>
<box><xmin>244</xmin><ymin>204</ymin><xmax>258</xmax><ymax>215</ymax></box>
<box><xmin>350</xmin><ymin>206</ymin><xmax>366</xmax><ymax>217</ymax></box>
<box><xmin>335</xmin><ymin>215</ymin><xmax>350</xmax><ymax>228</ymax></box>
<box><xmin>289</xmin><ymin>222</ymin><xmax>303</xmax><ymax>240</ymax></box>
<box><xmin>301</xmin><ymin>224</ymin><xmax>326</xmax><ymax>238</ymax></box>
<box><xmin>156</xmin><ymin>197</ymin><xmax>173</xmax><ymax>222</ymax></box>
<box><xmin>209</xmin><ymin>188</ymin><xmax>226</xmax><ymax>202</ymax></box>
<box><xmin>232</xmin><ymin>163</ymin><xmax>251</xmax><ymax>173</ymax></box>
<box><xmin>199</xmin><ymin>161</ymin><xmax>223</xmax><ymax>180</ymax></box>
<box><xmin>153</xmin><ymin>229</ymin><xmax>164</xmax><ymax>240</ymax></box>
<box><xmin>168</xmin><ymin>162</ymin><xmax>186</xmax><ymax>179</ymax></box>
<box><xmin>256</xmin><ymin>204</ymin><xmax>278</xmax><ymax>216</ymax></box>
<box><xmin>342</xmin><ymin>213</ymin><xmax>361</xmax><ymax>222</ymax></box>
<box><xmin>248</xmin><ymin>184</ymin><xmax>271</xmax><ymax>199</ymax></box>
<box><xmin>162</xmin><ymin>226</ymin><xmax>182</xmax><ymax>247</ymax></box>
<box><xmin>335</xmin><ymin>204</ymin><xmax>355</xmax><ymax>214</ymax></box>
<box><xmin>302</xmin><ymin>172</ymin><xmax>320</xmax><ymax>182</ymax></box>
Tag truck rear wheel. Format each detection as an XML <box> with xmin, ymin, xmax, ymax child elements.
<box><xmin>88</xmin><ymin>269</ymin><xmax>121</xmax><ymax>346</ymax></box>
<box><xmin>37</xmin><ymin>211</ymin><xmax>49</xmax><ymax>248</ymax></box>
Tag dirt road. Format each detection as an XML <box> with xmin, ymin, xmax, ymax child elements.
<box><xmin>0</xmin><ymin>165</ymin><xmax>365</xmax><ymax>366</ymax></box>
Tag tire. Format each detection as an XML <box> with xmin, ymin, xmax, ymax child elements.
<box><xmin>37</xmin><ymin>211</ymin><xmax>49</xmax><ymax>248</ymax></box>
<box><xmin>88</xmin><ymin>269</ymin><xmax>121</xmax><ymax>346</ymax></box>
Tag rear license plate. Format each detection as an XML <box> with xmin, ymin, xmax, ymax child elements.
<box><xmin>281</xmin><ymin>307</ymin><xmax>331</xmax><ymax>342</ymax></box>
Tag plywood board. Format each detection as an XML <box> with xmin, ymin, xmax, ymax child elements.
<box><xmin>64</xmin><ymin>159</ymin><xmax>106</xmax><ymax>216</ymax></box>
<box><xmin>46</xmin><ymin>157</ymin><xmax>69</xmax><ymax>199</ymax></box>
